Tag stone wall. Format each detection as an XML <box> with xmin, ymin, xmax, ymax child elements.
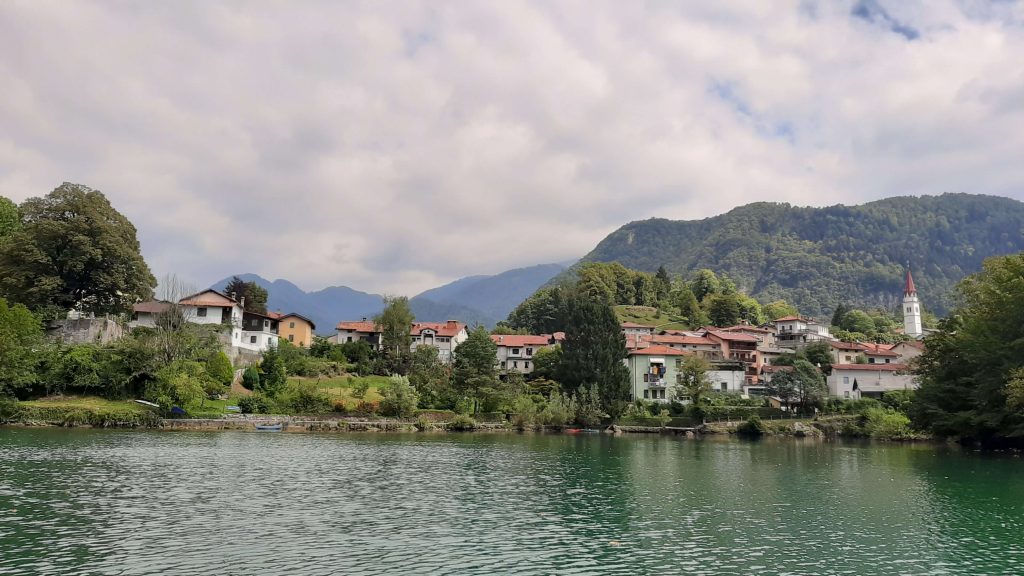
<box><xmin>45</xmin><ymin>318</ymin><xmax>124</xmax><ymax>345</ymax></box>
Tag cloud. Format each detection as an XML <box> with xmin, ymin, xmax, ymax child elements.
<box><xmin>0</xmin><ymin>0</ymin><xmax>1022</xmax><ymax>295</ymax></box>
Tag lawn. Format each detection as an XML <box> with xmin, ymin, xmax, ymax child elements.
<box><xmin>21</xmin><ymin>396</ymin><xmax>147</xmax><ymax>413</ymax></box>
<box><xmin>615</xmin><ymin>305</ymin><xmax>690</xmax><ymax>331</ymax></box>
<box><xmin>288</xmin><ymin>375</ymin><xmax>388</xmax><ymax>409</ymax></box>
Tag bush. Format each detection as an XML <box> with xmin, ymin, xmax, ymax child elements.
<box><xmin>539</xmin><ymin>393</ymin><xmax>572</xmax><ymax>428</ymax></box>
<box><xmin>353</xmin><ymin>400</ymin><xmax>379</xmax><ymax>416</ymax></box>
<box><xmin>449</xmin><ymin>413</ymin><xmax>478</xmax><ymax>431</ymax></box>
<box><xmin>379</xmin><ymin>376</ymin><xmax>419</xmax><ymax>419</ymax></box>
<box><xmin>736</xmin><ymin>415</ymin><xmax>767</xmax><ymax>437</ymax></box>
<box><xmin>258</xmin><ymin>347</ymin><xmax>287</xmax><ymax>396</ymax></box>
<box><xmin>144</xmin><ymin>360</ymin><xmax>209</xmax><ymax>414</ymax></box>
<box><xmin>881</xmin><ymin>390</ymin><xmax>915</xmax><ymax>413</ymax></box>
<box><xmin>0</xmin><ymin>397</ymin><xmax>19</xmax><ymax>422</ymax></box>
<box><xmin>510</xmin><ymin>395</ymin><xmax>540</xmax><ymax>430</ymax></box>
<box><xmin>351</xmin><ymin>378</ymin><xmax>370</xmax><ymax>399</ymax></box>
<box><xmin>238</xmin><ymin>394</ymin><xmax>273</xmax><ymax>414</ymax></box>
<box><xmin>280</xmin><ymin>381</ymin><xmax>332</xmax><ymax>415</ymax></box>
<box><xmin>414</xmin><ymin>415</ymin><xmax>434</xmax><ymax>431</ymax></box>
<box><xmin>206</xmin><ymin>351</ymin><xmax>235</xmax><ymax>387</ymax></box>
<box><xmin>242</xmin><ymin>367</ymin><xmax>260</xmax><ymax>391</ymax></box>
<box><xmin>863</xmin><ymin>407</ymin><xmax>913</xmax><ymax>439</ymax></box>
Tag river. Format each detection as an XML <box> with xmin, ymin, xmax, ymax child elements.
<box><xmin>1</xmin><ymin>428</ymin><xmax>1023</xmax><ymax>575</ymax></box>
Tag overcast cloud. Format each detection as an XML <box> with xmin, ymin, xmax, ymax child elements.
<box><xmin>2</xmin><ymin>1</ymin><xmax>1023</xmax><ymax>295</ymax></box>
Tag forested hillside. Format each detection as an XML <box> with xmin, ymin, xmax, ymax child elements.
<box><xmin>580</xmin><ymin>194</ymin><xmax>1024</xmax><ymax>316</ymax></box>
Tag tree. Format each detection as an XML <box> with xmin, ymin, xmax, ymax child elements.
<box><xmin>706</xmin><ymin>293</ymin><xmax>741</xmax><ymax>327</ymax></box>
<box><xmin>840</xmin><ymin>310</ymin><xmax>876</xmax><ymax>335</ymax></box>
<box><xmin>451</xmin><ymin>326</ymin><xmax>501</xmax><ymax>413</ymax></box>
<box><xmin>0</xmin><ymin>197</ymin><xmax>19</xmax><ymax>239</ymax></box>
<box><xmin>911</xmin><ymin>252</ymin><xmax>1024</xmax><ymax>442</ymax></box>
<box><xmin>380</xmin><ymin>375</ymin><xmax>419</xmax><ymax>418</ymax></box>
<box><xmin>803</xmin><ymin>342</ymin><xmax>833</xmax><ymax>373</ymax></box>
<box><xmin>766</xmin><ymin>370</ymin><xmax>799</xmax><ymax>412</ymax></box>
<box><xmin>0</xmin><ymin>183</ymin><xmax>156</xmax><ymax>316</ymax></box>
<box><xmin>145</xmin><ymin>360</ymin><xmax>209</xmax><ymax>414</ymax></box>
<box><xmin>408</xmin><ymin>345</ymin><xmax>452</xmax><ymax>409</ymax></box>
<box><xmin>375</xmin><ymin>295</ymin><xmax>414</xmax><ymax>375</ymax></box>
<box><xmin>672</xmin><ymin>284</ymin><xmax>707</xmax><ymax>327</ymax></box>
<box><xmin>791</xmin><ymin>360</ymin><xmax>827</xmax><ymax>414</ymax></box>
<box><xmin>675</xmin><ymin>356</ymin><xmax>713</xmax><ymax>422</ymax></box>
<box><xmin>242</xmin><ymin>366</ymin><xmax>260</xmax><ymax>390</ymax></box>
<box><xmin>655</xmin><ymin>266</ymin><xmax>672</xmax><ymax>303</ymax></box>
<box><xmin>764</xmin><ymin>300</ymin><xmax>799</xmax><ymax>322</ymax></box>
<box><xmin>224</xmin><ymin>276</ymin><xmax>269</xmax><ymax>314</ymax></box>
<box><xmin>258</xmin><ymin>346</ymin><xmax>288</xmax><ymax>396</ymax></box>
<box><xmin>831</xmin><ymin>303</ymin><xmax>852</xmax><ymax>328</ymax></box>
<box><xmin>556</xmin><ymin>292</ymin><xmax>631</xmax><ymax>421</ymax></box>
<box><xmin>530</xmin><ymin>345</ymin><xmax>562</xmax><ymax>382</ymax></box>
<box><xmin>205</xmin><ymin>351</ymin><xmax>235</xmax><ymax>387</ymax></box>
<box><xmin>691</xmin><ymin>269</ymin><xmax>721</xmax><ymax>302</ymax></box>
<box><xmin>0</xmin><ymin>298</ymin><xmax>44</xmax><ymax>396</ymax></box>
<box><xmin>737</xmin><ymin>295</ymin><xmax>766</xmax><ymax>325</ymax></box>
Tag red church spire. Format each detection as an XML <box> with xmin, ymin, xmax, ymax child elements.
<box><xmin>904</xmin><ymin>266</ymin><xmax>917</xmax><ymax>296</ymax></box>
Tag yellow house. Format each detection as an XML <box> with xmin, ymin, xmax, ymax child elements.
<box><xmin>277</xmin><ymin>313</ymin><xmax>316</xmax><ymax>348</ymax></box>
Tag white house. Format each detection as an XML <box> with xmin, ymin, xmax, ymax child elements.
<box><xmin>240</xmin><ymin>311</ymin><xmax>279</xmax><ymax>352</ymax></box>
<box><xmin>334</xmin><ymin>319</ymin><xmax>382</xmax><ymax>349</ymax></box>
<box><xmin>706</xmin><ymin>368</ymin><xmax>747</xmax><ymax>393</ymax></box>
<box><xmin>491</xmin><ymin>333</ymin><xmax>563</xmax><ymax>375</ymax></box>
<box><xmin>411</xmin><ymin>321</ymin><xmax>468</xmax><ymax>363</ymax></box>
<box><xmin>828</xmin><ymin>364</ymin><xmax>916</xmax><ymax>399</ymax></box>
<box><xmin>131</xmin><ymin>289</ymin><xmax>245</xmax><ymax>347</ymax></box>
<box><xmin>621</xmin><ymin>322</ymin><xmax>656</xmax><ymax>337</ymax></box>
<box><xmin>774</xmin><ymin>316</ymin><xmax>834</xmax><ymax>348</ymax></box>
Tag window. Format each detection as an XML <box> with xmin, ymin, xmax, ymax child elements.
<box><xmin>289</xmin><ymin>321</ymin><xmax>295</xmax><ymax>329</ymax></box>
<box><xmin>720</xmin><ymin>383</ymin><xmax>727</xmax><ymax>391</ymax></box>
<box><xmin>843</xmin><ymin>376</ymin><xmax>849</xmax><ymax>384</ymax></box>
<box><xmin>524</xmin><ymin>361</ymin><xmax>530</xmax><ymax>369</ymax></box>
<box><xmin>885</xmin><ymin>359</ymin><xmax>891</xmax><ymax>364</ymax></box>
<box><xmin>347</xmin><ymin>336</ymin><xmax>352</xmax><ymax>343</ymax></box>
<box><xmin>844</xmin><ymin>391</ymin><xmax>850</xmax><ymax>399</ymax></box>
<box><xmin>868</xmin><ymin>358</ymin><xmax>876</xmax><ymax>364</ymax></box>
<box><xmin>659</xmin><ymin>390</ymin><xmax>666</xmax><ymax>399</ymax></box>
<box><xmin>526</xmin><ymin>348</ymin><xmax>534</xmax><ymax>356</ymax></box>
<box><xmin>264</xmin><ymin>320</ymin><xmax>269</xmax><ymax>329</ymax></box>
<box><xmin>288</xmin><ymin>335</ymin><xmax>294</xmax><ymax>342</ymax></box>
<box><xmin>250</xmin><ymin>336</ymin><xmax>257</xmax><ymax>344</ymax></box>
<box><xmin>644</xmin><ymin>390</ymin><xmax>650</xmax><ymax>399</ymax></box>
<box><xmin>511</xmin><ymin>348</ymin><xmax>520</xmax><ymax>356</ymax></box>
<box><xmin>513</xmin><ymin>361</ymin><xmax>518</xmax><ymax>369</ymax></box>
<box><xmin>197</xmin><ymin>307</ymin><xmax>207</xmax><ymax>317</ymax></box>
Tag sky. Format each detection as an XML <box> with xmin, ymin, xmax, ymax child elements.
<box><xmin>2</xmin><ymin>1</ymin><xmax>1023</xmax><ymax>296</ymax></box>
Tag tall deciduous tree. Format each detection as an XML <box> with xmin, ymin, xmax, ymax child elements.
<box><xmin>675</xmin><ymin>356</ymin><xmax>713</xmax><ymax>422</ymax></box>
<box><xmin>0</xmin><ymin>197</ymin><xmax>19</xmax><ymax>239</ymax></box>
<box><xmin>706</xmin><ymin>293</ymin><xmax>741</xmax><ymax>327</ymax></box>
<box><xmin>0</xmin><ymin>183</ymin><xmax>156</xmax><ymax>316</ymax></box>
<box><xmin>557</xmin><ymin>292</ymin><xmax>631</xmax><ymax>421</ymax></box>
<box><xmin>911</xmin><ymin>252</ymin><xmax>1024</xmax><ymax>442</ymax></box>
<box><xmin>0</xmin><ymin>297</ymin><xmax>44</xmax><ymax>396</ymax></box>
<box><xmin>763</xmin><ymin>300</ymin><xmax>799</xmax><ymax>322</ymax></box>
<box><xmin>223</xmin><ymin>276</ymin><xmax>269</xmax><ymax>314</ymax></box>
<box><xmin>375</xmin><ymin>295</ymin><xmax>414</xmax><ymax>375</ymax></box>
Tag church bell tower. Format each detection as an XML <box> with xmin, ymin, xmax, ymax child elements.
<box><xmin>903</xmin><ymin>266</ymin><xmax>923</xmax><ymax>339</ymax></box>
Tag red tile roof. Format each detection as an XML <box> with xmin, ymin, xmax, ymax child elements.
<box><xmin>722</xmin><ymin>324</ymin><xmax>774</xmax><ymax>334</ymax></box>
<box><xmin>179</xmin><ymin>289</ymin><xmax>238</xmax><ymax>307</ymax></box>
<box><xmin>336</xmin><ymin>320</ymin><xmax>379</xmax><ymax>332</ymax></box>
<box><xmin>621</xmin><ymin>322</ymin><xmax>655</xmax><ymax>329</ymax></box>
<box><xmin>861</xmin><ymin>343</ymin><xmax>899</xmax><ymax>357</ymax></box>
<box><xmin>707</xmin><ymin>330</ymin><xmax>759</xmax><ymax>342</ymax></box>
<box><xmin>831</xmin><ymin>363</ymin><xmax>909</xmax><ymax>372</ymax></box>
<box><xmin>411</xmin><ymin>321</ymin><xmax>466</xmax><ymax>337</ymax></box>
<box><xmin>650</xmin><ymin>334</ymin><xmax>718</xmax><ymax>346</ymax></box>
<box><xmin>773</xmin><ymin>315</ymin><xmax>807</xmax><ymax>322</ymax></box>
<box><xmin>133</xmin><ymin>300</ymin><xmax>172</xmax><ymax>314</ymax></box>
<box><xmin>830</xmin><ymin>341</ymin><xmax>868</xmax><ymax>351</ymax></box>
<box><xmin>629</xmin><ymin>345</ymin><xmax>687</xmax><ymax>356</ymax></box>
<box><xmin>490</xmin><ymin>335</ymin><xmax>552</xmax><ymax>347</ymax></box>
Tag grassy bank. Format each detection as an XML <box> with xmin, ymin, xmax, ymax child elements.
<box><xmin>3</xmin><ymin>396</ymin><xmax>161</xmax><ymax>428</ymax></box>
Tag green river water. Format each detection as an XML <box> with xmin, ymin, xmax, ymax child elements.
<box><xmin>1</xmin><ymin>428</ymin><xmax>1023</xmax><ymax>575</ymax></box>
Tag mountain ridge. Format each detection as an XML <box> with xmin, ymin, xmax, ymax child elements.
<box><xmin>577</xmin><ymin>193</ymin><xmax>1024</xmax><ymax>317</ymax></box>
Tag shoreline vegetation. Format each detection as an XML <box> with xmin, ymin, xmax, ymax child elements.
<box><xmin>0</xmin><ymin>393</ymin><xmax>934</xmax><ymax>442</ymax></box>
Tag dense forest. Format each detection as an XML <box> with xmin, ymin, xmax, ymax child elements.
<box><xmin>577</xmin><ymin>194</ymin><xmax>1024</xmax><ymax>316</ymax></box>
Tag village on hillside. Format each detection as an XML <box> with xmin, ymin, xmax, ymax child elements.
<box><xmin>108</xmin><ymin>267</ymin><xmax>931</xmax><ymax>409</ymax></box>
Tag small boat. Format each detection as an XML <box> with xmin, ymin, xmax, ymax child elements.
<box><xmin>134</xmin><ymin>399</ymin><xmax>159</xmax><ymax>408</ymax></box>
<box><xmin>255</xmin><ymin>423</ymin><xmax>283</xmax><ymax>432</ymax></box>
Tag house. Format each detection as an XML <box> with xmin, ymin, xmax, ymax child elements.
<box><xmin>828</xmin><ymin>364</ymin><xmax>916</xmax><ymax>399</ymax></box>
<box><xmin>721</xmin><ymin>324</ymin><xmax>778</xmax><ymax>348</ymax></box>
<box><xmin>888</xmin><ymin>340</ymin><xmax>925</xmax><ymax>365</ymax></box>
<box><xmin>628</xmin><ymin>333</ymin><xmax>724</xmax><ymax>360</ymax></box>
<box><xmin>490</xmin><ymin>333</ymin><xmax>563</xmax><ymax>375</ymax></box>
<box><xmin>830</xmin><ymin>341</ymin><xmax>867</xmax><ymax>365</ymax></box>
<box><xmin>334</xmin><ymin>319</ymin><xmax>382</xmax><ymax>349</ymax></box>
<box><xmin>705</xmin><ymin>365</ymin><xmax>748</xmax><ymax>393</ymax></box>
<box><xmin>625</xmin><ymin>345</ymin><xmax>685</xmax><ymax>402</ymax></box>
<box><xmin>621</xmin><ymin>322</ymin><xmax>656</xmax><ymax>336</ymax></box>
<box><xmin>745</xmin><ymin>364</ymin><xmax>794</xmax><ymax>397</ymax></box>
<box><xmin>861</xmin><ymin>342</ymin><xmax>901</xmax><ymax>365</ymax></box>
<box><xmin>773</xmin><ymin>316</ymin><xmax>834</xmax><ymax>348</ymax></box>
<box><xmin>132</xmin><ymin>289</ymin><xmax>245</xmax><ymax>347</ymax></box>
<box><xmin>241</xmin><ymin>311</ymin><xmax>279</xmax><ymax>352</ymax></box>
<box><xmin>704</xmin><ymin>330</ymin><xmax>758</xmax><ymax>364</ymax></box>
<box><xmin>411</xmin><ymin>320</ymin><xmax>468</xmax><ymax>363</ymax></box>
<box><xmin>278</xmin><ymin>313</ymin><xmax>316</xmax><ymax>348</ymax></box>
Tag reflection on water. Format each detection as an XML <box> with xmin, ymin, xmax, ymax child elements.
<box><xmin>1</xmin><ymin>429</ymin><xmax>1023</xmax><ymax>575</ymax></box>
